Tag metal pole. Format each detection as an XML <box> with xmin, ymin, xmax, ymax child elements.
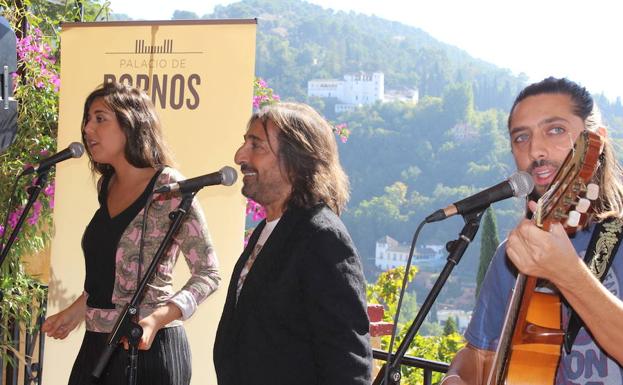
<box><xmin>14</xmin><ymin>0</ymin><xmax>28</xmax><ymax>39</ymax></box>
<box><xmin>76</xmin><ymin>0</ymin><xmax>84</xmax><ymax>22</ymax></box>
<box><xmin>14</xmin><ymin>0</ymin><xmax>28</xmax><ymax>82</ymax></box>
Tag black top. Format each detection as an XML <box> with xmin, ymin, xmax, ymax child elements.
<box><xmin>82</xmin><ymin>170</ymin><xmax>161</xmax><ymax>309</ymax></box>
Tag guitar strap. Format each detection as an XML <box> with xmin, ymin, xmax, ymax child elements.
<box><xmin>563</xmin><ymin>216</ymin><xmax>623</xmax><ymax>353</ymax></box>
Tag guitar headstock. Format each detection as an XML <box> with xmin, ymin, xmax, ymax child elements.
<box><xmin>534</xmin><ymin>130</ymin><xmax>604</xmax><ymax>233</ymax></box>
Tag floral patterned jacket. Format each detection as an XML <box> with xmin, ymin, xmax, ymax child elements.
<box><xmin>85</xmin><ymin>167</ymin><xmax>220</xmax><ymax>332</ymax></box>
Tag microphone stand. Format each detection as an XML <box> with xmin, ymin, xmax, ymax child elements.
<box><xmin>92</xmin><ymin>191</ymin><xmax>196</xmax><ymax>385</ymax></box>
<box><xmin>373</xmin><ymin>209</ymin><xmax>485</xmax><ymax>385</ymax></box>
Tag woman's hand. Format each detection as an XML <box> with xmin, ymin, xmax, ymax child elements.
<box><xmin>42</xmin><ymin>293</ymin><xmax>87</xmax><ymax>339</ymax></box>
<box><xmin>123</xmin><ymin>303</ymin><xmax>182</xmax><ymax>351</ymax></box>
<box><xmin>135</xmin><ymin>313</ymin><xmax>160</xmax><ymax>350</ymax></box>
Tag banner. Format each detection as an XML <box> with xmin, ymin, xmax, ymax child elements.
<box><xmin>48</xmin><ymin>19</ymin><xmax>256</xmax><ymax>384</ymax></box>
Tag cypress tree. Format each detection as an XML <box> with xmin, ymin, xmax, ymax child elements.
<box><xmin>476</xmin><ymin>207</ymin><xmax>500</xmax><ymax>298</ymax></box>
<box><xmin>443</xmin><ymin>316</ymin><xmax>459</xmax><ymax>336</ymax></box>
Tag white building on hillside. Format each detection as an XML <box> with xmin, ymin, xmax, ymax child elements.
<box><xmin>437</xmin><ymin>309</ymin><xmax>472</xmax><ymax>332</ymax></box>
<box><xmin>308</xmin><ymin>72</ymin><xmax>419</xmax><ymax>113</ymax></box>
<box><xmin>307</xmin><ymin>79</ymin><xmax>341</xmax><ymax>99</ymax></box>
<box><xmin>384</xmin><ymin>88</ymin><xmax>419</xmax><ymax>104</ymax></box>
<box><xmin>375</xmin><ymin>235</ymin><xmax>444</xmax><ymax>270</ymax></box>
<box><xmin>308</xmin><ymin>72</ymin><xmax>384</xmax><ymax>112</ymax></box>
<box><xmin>340</xmin><ymin>72</ymin><xmax>384</xmax><ymax>105</ymax></box>
<box><xmin>375</xmin><ymin>236</ymin><xmax>410</xmax><ymax>270</ymax></box>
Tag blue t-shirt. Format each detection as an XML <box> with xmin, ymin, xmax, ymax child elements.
<box><xmin>466</xmin><ymin>224</ymin><xmax>623</xmax><ymax>384</ymax></box>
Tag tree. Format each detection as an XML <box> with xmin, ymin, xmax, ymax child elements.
<box><xmin>347</xmin><ymin>182</ymin><xmax>410</xmax><ymax>259</ymax></box>
<box><xmin>0</xmin><ymin>0</ymin><xmax>111</xmax><ymax>367</ymax></box>
<box><xmin>367</xmin><ymin>266</ymin><xmax>417</xmax><ymax>317</ymax></box>
<box><xmin>172</xmin><ymin>10</ymin><xmax>199</xmax><ymax>20</ymax></box>
<box><xmin>442</xmin><ymin>82</ymin><xmax>474</xmax><ymax>126</ymax></box>
<box><xmin>443</xmin><ymin>316</ymin><xmax>458</xmax><ymax>336</ymax></box>
<box><xmin>368</xmin><ymin>267</ymin><xmax>466</xmax><ymax>384</ymax></box>
<box><xmin>476</xmin><ymin>207</ymin><xmax>500</xmax><ymax>297</ymax></box>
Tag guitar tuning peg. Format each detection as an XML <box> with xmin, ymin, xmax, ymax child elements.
<box><xmin>586</xmin><ymin>183</ymin><xmax>599</xmax><ymax>200</ymax></box>
<box><xmin>576</xmin><ymin>198</ymin><xmax>591</xmax><ymax>213</ymax></box>
<box><xmin>566</xmin><ymin>210</ymin><xmax>581</xmax><ymax>227</ymax></box>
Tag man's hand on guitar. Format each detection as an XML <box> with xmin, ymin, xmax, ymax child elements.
<box><xmin>506</xmin><ymin>219</ymin><xmax>581</xmax><ymax>285</ymax></box>
<box><xmin>442</xmin><ymin>344</ymin><xmax>494</xmax><ymax>385</ymax></box>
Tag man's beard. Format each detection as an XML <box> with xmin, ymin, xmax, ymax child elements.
<box><xmin>528</xmin><ymin>189</ymin><xmax>542</xmax><ymax>202</ymax></box>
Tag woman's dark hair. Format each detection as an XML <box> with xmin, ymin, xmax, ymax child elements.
<box><xmin>81</xmin><ymin>82</ymin><xmax>173</xmax><ymax>176</ymax></box>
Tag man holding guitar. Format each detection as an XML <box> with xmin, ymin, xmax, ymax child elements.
<box><xmin>443</xmin><ymin>77</ymin><xmax>623</xmax><ymax>384</ymax></box>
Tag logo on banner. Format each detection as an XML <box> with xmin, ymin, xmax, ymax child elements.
<box><xmin>134</xmin><ymin>39</ymin><xmax>174</xmax><ymax>54</ymax></box>
<box><xmin>104</xmin><ymin>38</ymin><xmax>201</xmax><ymax>110</ymax></box>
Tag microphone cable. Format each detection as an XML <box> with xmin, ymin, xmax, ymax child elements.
<box><xmin>136</xmin><ymin>167</ymin><xmax>166</xmax><ymax>304</ymax></box>
<box><xmin>136</xmin><ymin>189</ymin><xmax>155</xmax><ymax>304</ymax></box>
<box><xmin>383</xmin><ymin>218</ymin><xmax>427</xmax><ymax>385</ymax></box>
<box><xmin>135</xmin><ymin>169</ymin><xmax>197</xmax><ymax>305</ymax></box>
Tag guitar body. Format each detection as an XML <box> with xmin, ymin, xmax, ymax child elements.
<box><xmin>504</xmin><ymin>277</ymin><xmax>563</xmax><ymax>385</ymax></box>
<box><xmin>488</xmin><ymin>130</ymin><xmax>604</xmax><ymax>385</ymax></box>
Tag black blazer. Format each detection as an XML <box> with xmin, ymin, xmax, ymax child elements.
<box><xmin>213</xmin><ymin>204</ymin><xmax>371</xmax><ymax>385</ymax></box>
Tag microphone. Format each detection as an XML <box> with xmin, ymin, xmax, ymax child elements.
<box><xmin>425</xmin><ymin>171</ymin><xmax>534</xmax><ymax>223</ymax></box>
<box><xmin>154</xmin><ymin>166</ymin><xmax>238</xmax><ymax>194</ymax></box>
<box><xmin>23</xmin><ymin>142</ymin><xmax>85</xmax><ymax>175</ymax></box>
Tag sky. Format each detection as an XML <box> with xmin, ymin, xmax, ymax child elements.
<box><xmin>106</xmin><ymin>0</ymin><xmax>623</xmax><ymax>102</ymax></box>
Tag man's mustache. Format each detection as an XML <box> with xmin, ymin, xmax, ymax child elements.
<box><xmin>527</xmin><ymin>159</ymin><xmax>560</xmax><ymax>174</ymax></box>
<box><xmin>240</xmin><ymin>164</ymin><xmax>258</xmax><ymax>174</ymax></box>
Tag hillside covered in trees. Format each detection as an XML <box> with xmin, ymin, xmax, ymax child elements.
<box><xmin>200</xmin><ymin>1</ymin><xmax>530</xmax><ymax>266</ymax></box>
<box><xmin>208</xmin><ymin>0</ymin><xmax>529</xmax><ymax>112</ymax></box>
<box><xmin>118</xmin><ymin>0</ymin><xmax>623</xmax><ymax>289</ymax></box>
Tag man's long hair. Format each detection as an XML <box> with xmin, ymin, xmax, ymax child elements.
<box><xmin>509</xmin><ymin>77</ymin><xmax>623</xmax><ymax>219</ymax></box>
<box><xmin>250</xmin><ymin>102</ymin><xmax>350</xmax><ymax>215</ymax></box>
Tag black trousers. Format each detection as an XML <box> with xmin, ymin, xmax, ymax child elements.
<box><xmin>68</xmin><ymin>326</ymin><xmax>191</xmax><ymax>385</ymax></box>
